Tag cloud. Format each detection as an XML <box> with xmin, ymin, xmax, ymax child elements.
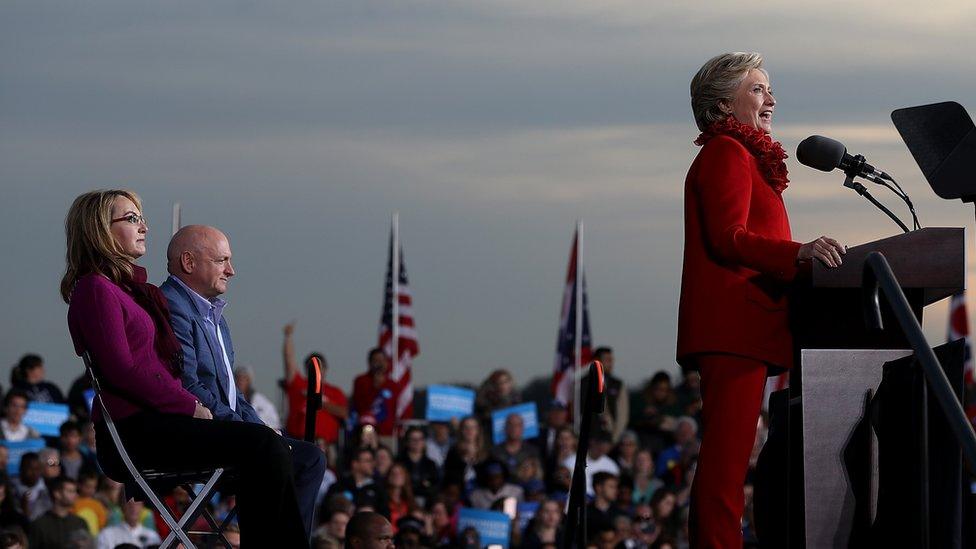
<box><xmin>4</xmin><ymin>0</ymin><xmax>976</xmax><ymax>137</ymax></box>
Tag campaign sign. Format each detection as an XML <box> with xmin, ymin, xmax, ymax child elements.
<box><xmin>83</xmin><ymin>389</ymin><xmax>96</xmax><ymax>414</ymax></box>
<box><xmin>2</xmin><ymin>439</ymin><xmax>46</xmax><ymax>475</ymax></box>
<box><xmin>426</xmin><ymin>385</ymin><xmax>475</xmax><ymax>421</ymax></box>
<box><xmin>24</xmin><ymin>402</ymin><xmax>70</xmax><ymax>437</ymax></box>
<box><xmin>458</xmin><ymin>507</ymin><xmax>511</xmax><ymax>549</ymax></box>
<box><xmin>490</xmin><ymin>402</ymin><xmax>539</xmax><ymax>445</ymax></box>
<box><xmin>516</xmin><ymin>501</ymin><xmax>540</xmax><ymax>534</ymax></box>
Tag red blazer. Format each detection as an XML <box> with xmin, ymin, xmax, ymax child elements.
<box><xmin>677</xmin><ymin>135</ymin><xmax>802</xmax><ymax>370</ymax></box>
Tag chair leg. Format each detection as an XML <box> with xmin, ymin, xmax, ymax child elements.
<box><xmin>160</xmin><ymin>469</ymin><xmax>223</xmax><ymax>548</ymax></box>
<box><xmin>84</xmin><ymin>359</ymin><xmax>235</xmax><ymax>549</ymax></box>
<box><xmin>172</xmin><ymin>469</ymin><xmax>225</xmax><ymax>540</ymax></box>
<box><xmin>204</xmin><ymin>507</ymin><xmax>239</xmax><ymax>549</ymax></box>
<box><xmin>187</xmin><ymin>490</ymin><xmax>234</xmax><ymax>549</ymax></box>
<box><xmin>132</xmin><ymin>477</ymin><xmax>195</xmax><ymax>549</ymax></box>
<box><xmin>220</xmin><ymin>506</ymin><xmax>239</xmax><ymax>531</ymax></box>
<box><xmin>151</xmin><ymin>504</ymin><xmax>196</xmax><ymax>548</ymax></box>
<box><xmin>102</xmin><ymin>417</ymin><xmax>196</xmax><ymax>548</ymax></box>
<box><xmin>160</xmin><ymin>521</ymin><xmax>197</xmax><ymax>549</ymax></box>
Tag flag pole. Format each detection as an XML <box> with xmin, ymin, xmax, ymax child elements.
<box><xmin>392</xmin><ymin>212</ymin><xmax>400</xmax><ymax>384</ymax></box>
<box><xmin>574</xmin><ymin>219</ymin><xmax>584</xmax><ymax>432</ymax></box>
<box><xmin>171</xmin><ymin>202</ymin><xmax>181</xmax><ymax>237</ymax></box>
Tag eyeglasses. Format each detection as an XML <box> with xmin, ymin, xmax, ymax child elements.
<box><xmin>46</xmin><ymin>459</ymin><xmax>60</xmax><ymax>467</ymax></box>
<box><xmin>111</xmin><ymin>213</ymin><xmax>148</xmax><ymax>226</ymax></box>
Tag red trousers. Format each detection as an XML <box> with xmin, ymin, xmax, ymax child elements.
<box><xmin>689</xmin><ymin>354</ymin><xmax>767</xmax><ymax>549</ymax></box>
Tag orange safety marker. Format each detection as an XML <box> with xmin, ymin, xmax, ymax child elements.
<box><xmin>592</xmin><ymin>360</ymin><xmax>605</xmax><ymax>394</ymax></box>
<box><xmin>311</xmin><ymin>357</ymin><xmax>323</xmax><ymax>395</ymax></box>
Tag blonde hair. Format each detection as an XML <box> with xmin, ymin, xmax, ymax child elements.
<box><xmin>459</xmin><ymin>416</ymin><xmax>489</xmax><ymax>461</ymax></box>
<box><xmin>60</xmin><ymin>189</ymin><xmax>142</xmax><ymax>303</ymax></box>
<box><xmin>690</xmin><ymin>52</ymin><xmax>766</xmax><ymax>131</ymax></box>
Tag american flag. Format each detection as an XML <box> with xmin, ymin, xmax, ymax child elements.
<box><xmin>947</xmin><ymin>291</ymin><xmax>974</xmax><ymax>386</ymax></box>
<box><xmin>379</xmin><ymin>227</ymin><xmax>419</xmax><ymax>420</ymax></box>
<box><xmin>551</xmin><ymin>228</ymin><xmax>592</xmax><ymax>405</ymax></box>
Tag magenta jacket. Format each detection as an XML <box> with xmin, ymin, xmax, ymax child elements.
<box><xmin>67</xmin><ymin>273</ymin><xmax>197</xmax><ymax>421</ymax></box>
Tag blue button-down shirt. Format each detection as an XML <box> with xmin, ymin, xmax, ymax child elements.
<box><xmin>168</xmin><ymin>276</ymin><xmax>237</xmax><ymax>411</ymax></box>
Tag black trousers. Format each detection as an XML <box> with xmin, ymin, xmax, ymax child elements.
<box><xmin>281</xmin><ymin>435</ymin><xmax>326</xmax><ymax>538</ymax></box>
<box><xmin>96</xmin><ymin>411</ymin><xmax>309</xmax><ymax>548</ymax></box>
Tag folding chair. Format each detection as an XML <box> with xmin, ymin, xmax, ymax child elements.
<box><xmin>82</xmin><ymin>352</ymin><xmax>238</xmax><ymax>549</ymax></box>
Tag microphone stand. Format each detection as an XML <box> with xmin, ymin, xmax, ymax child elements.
<box><xmin>870</xmin><ymin>174</ymin><xmax>921</xmax><ymax>230</ymax></box>
<box><xmin>843</xmin><ymin>171</ymin><xmax>910</xmax><ymax>233</ymax></box>
<box><xmin>304</xmin><ymin>357</ymin><xmax>322</xmax><ymax>442</ymax></box>
<box><xmin>563</xmin><ymin>361</ymin><xmax>606</xmax><ymax>549</ymax></box>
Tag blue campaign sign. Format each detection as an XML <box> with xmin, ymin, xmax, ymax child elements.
<box><xmin>2</xmin><ymin>439</ymin><xmax>46</xmax><ymax>475</ymax></box>
<box><xmin>426</xmin><ymin>385</ymin><xmax>475</xmax><ymax>421</ymax></box>
<box><xmin>490</xmin><ymin>402</ymin><xmax>539</xmax><ymax>445</ymax></box>
<box><xmin>83</xmin><ymin>389</ymin><xmax>95</xmax><ymax>414</ymax></box>
<box><xmin>458</xmin><ymin>507</ymin><xmax>511</xmax><ymax>549</ymax></box>
<box><xmin>516</xmin><ymin>501</ymin><xmax>540</xmax><ymax>534</ymax></box>
<box><xmin>24</xmin><ymin>402</ymin><xmax>70</xmax><ymax>437</ymax></box>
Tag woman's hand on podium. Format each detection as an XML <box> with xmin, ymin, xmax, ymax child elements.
<box><xmin>797</xmin><ymin>236</ymin><xmax>846</xmax><ymax>268</ymax></box>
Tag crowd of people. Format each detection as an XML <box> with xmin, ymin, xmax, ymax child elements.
<box><xmin>46</xmin><ymin>188</ymin><xmax>743</xmax><ymax>548</ymax></box>
<box><xmin>0</xmin><ymin>354</ymin><xmax>180</xmax><ymax>549</ymax></box>
<box><xmin>32</xmin><ymin>182</ymin><xmax>975</xmax><ymax>545</ymax></box>
<box><xmin>0</xmin><ymin>343</ymin><xmax>774</xmax><ymax>549</ymax></box>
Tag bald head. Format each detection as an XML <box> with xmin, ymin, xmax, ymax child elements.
<box><xmin>167</xmin><ymin>225</ymin><xmax>224</xmax><ymax>267</ymax></box>
<box><xmin>345</xmin><ymin>512</ymin><xmax>394</xmax><ymax>549</ymax></box>
<box><xmin>167</xmin><ymin>225</ymin><xmax>235</xmax><ymax>298</ymax></box>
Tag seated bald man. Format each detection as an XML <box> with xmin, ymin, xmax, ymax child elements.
<box><xmin>344</xmin><ymin>511</ymin><xmax>394</xmax><ymax>549</ymax></box>
<box><xmin>160</xmin><ymin>225</ymin><xmax>326</xmax><ymax>539</ymax></box>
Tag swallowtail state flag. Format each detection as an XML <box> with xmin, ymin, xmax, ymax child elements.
<box><xmin>551</xmin><ymin>228</ymin><xmax>592</xmax><ymax>404</ymax></box>
<box><xmin>379</xmin><ymin>229</ymin><xmax>419</xmax><ymax>420</ymax></box>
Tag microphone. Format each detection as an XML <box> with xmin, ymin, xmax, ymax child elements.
<box><xmin>796</xmin><ymin>134</ymin><xmax>920</xmax><ymax>233</ymax></box>
<box><xmin>796</xmin><ymin>135</ymin><xmax>888</xmax><ymax>182</ymax></box>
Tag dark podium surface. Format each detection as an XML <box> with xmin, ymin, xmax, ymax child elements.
<box><xmin>792</xmin><ymin>227</ymin><xmax>964</xmax><ymax>352</ymax></box>
<box><xmin>811</xmin><ymin>227</ymin><xmax>964</xmax><ymax>304</ymax></box>
<box><xmin>758</xmin><ymin>227</ymin><xmax>967</xmax><ymax>548</ymax></box>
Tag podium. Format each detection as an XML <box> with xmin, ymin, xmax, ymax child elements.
<box><xmin>792</xmin><ymin>227</ymin><xmax>963</xmax><ymax>353</ymax></box>
<box><xmin>756</xmin><ymin>227</ymin><xmax>965</xmax><ymax>548</ymax></box>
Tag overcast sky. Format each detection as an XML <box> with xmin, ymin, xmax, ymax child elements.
<box><xmin>3</xmin><ymin>1</ymin><xmax>976</xmax><ymax>401</ymax></box>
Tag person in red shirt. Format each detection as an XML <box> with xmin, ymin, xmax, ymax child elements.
<box><xmin>282</xmin><ymin>322</ymin><xmax>349</xmax><ymax>444</ymax></box>
<box><xmin>351</xmin><ymin>349</ymin><xmax>399</xmax><ymax>439</ymax></box>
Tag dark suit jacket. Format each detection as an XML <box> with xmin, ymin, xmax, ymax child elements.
<box><xmin>677</xmin><ymin>135</ymin><xmax>802</xmax><ymax>370</ymax></box>
<box><xmin>161</xmin><ymin>276</ymin><xmax>262</xmax><ymax>424</ymax></box>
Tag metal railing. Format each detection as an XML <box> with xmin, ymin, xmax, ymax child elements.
<box><xmin>861</xmin><ymin>251</ymin><xmax>976</xmax><ymax>547</ymax></box>
<box><xmin>861</xmin><ymin>251</ymin><xmax>976</xmax><ymax>470</ymax></box>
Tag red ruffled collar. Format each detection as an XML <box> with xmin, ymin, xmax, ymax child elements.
<box><xmin>695</xmin><ymin>116</ymin><xmax>790</xmax><ymax>193</ymax></box>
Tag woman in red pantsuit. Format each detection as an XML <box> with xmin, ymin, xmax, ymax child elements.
<box><xmin>677</xmin><ymin>52</ymin><xmax>847</xmax><ymax>548</ymax></box>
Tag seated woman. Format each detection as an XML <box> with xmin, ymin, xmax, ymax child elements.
<box><xmin>62</xmin><ymin>189</ymin><xmax>308</xmax><ymax>547</ymax></box>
